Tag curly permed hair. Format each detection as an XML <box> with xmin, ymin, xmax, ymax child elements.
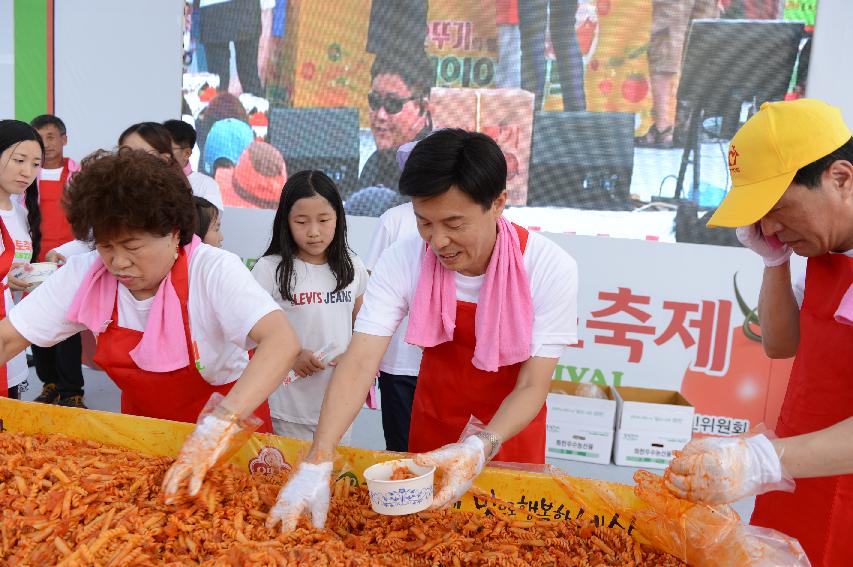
<box><xmin>63</xmin><ymin>149</ymin><xmax>195</xmax><ymax>246</ymax></box>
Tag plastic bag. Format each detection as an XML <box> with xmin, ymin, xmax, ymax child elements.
<box><xmin>632</xmin><ymin>470</ymin><xmax>809</xmax><ymax>567</ymax></box>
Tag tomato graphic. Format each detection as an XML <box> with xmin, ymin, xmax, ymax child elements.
<box><xmin>621</xmin><ymin>74</ymin><xmax>649</xmax><ymax>103</ymax></box>
<box><xmin>576</xmin><ymin>19</ymin><xmax>597</xmax><ymax>55</ymax></box>
<box><xmin>598</xmin><ymin>78</ymin><xmax>614</xmax><ymax>95</ymax></box>
<box><xmin>300</xmin><ymin>62</ymin><xmax>316</xmax><ymax>81</ymax></box>
<box><xmin>589</xmin><ymin>59</ymin><xmax>601</xmax><ymax>72</ymax></box>
<box><xmin>597</xmin><ymin>0</ymin><xmax>612</xmax><ymax>17</ymax></box>
<box><xmin>680</xmin><ymin>274</ymin><xmax>794</xmax><ymax>436</ymax></box>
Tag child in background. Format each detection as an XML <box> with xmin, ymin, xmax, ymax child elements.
<box><xmin>0</xmin><ymin>120</ymin><xmax>43</xmax><ymax>400</ymax></box>
<box><xmin>252</xmin><ymin>170</ymin><xmax>368</xmax><ymax>443</ymax></box>
<box><xmin>193</xmin><ymin>197</ymin><xmax>224</xmax><ymax>247</ymax></box>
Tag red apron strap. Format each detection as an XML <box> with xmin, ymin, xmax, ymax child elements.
<box><xmin>0</xmin><ymin>218</ymin><xmax>16</xmax><ymax>397</ymax></box>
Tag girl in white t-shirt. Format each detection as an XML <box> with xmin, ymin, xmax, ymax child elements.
<box><xmin>0</xmin><ymin>120</ymin><xmax>44</xmax><ymax>399</ymax></box>
<box><xmin>252</xmin><ymin>170</ymin><xmax>368</xmax><ymax>442</ymax></box>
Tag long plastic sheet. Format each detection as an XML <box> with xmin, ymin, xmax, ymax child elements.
<box><xmin>0</xmin><ymin>398</ymin><xmax>809</xmax><ymax>564</ymax></box>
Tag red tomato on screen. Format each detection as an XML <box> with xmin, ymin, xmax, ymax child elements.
<box><xmin>621</xmin><ymin>74</ymin><xmax>649</xmax><ymax>103</ymax></box>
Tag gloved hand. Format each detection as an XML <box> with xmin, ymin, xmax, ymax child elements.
<box><xmin>161</xmin><ymin>394</ymin><xmax>261</xmax><ymax>504</ymax></box>
<box><xmin>414</xmin><ymin>435</ymin><xmax>486</xmax><ymax>508</ymax></box>
<box><xmin>736</xmin><ymin>223</ymin><xmax>792</xmax><ymax>267</ymax></box>
<box><xmin>664</xmin><ymin>434</ymin><xmax>793</xmax><ymax>505</ymax></box>
<box><xmin>266</xmin><ymin>461</ymin><xmax>333</xmax><ymax>532</ymax></box>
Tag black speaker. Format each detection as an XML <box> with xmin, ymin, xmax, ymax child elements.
<box><xmin>268</xmin><ymin>108</ymin><xmax>360</xmax><ymax>198</ymax></box>
<box><xmin>527</xmin><ymin>111</ymin><xmax>634</xmax><ymax>210</ymax></box>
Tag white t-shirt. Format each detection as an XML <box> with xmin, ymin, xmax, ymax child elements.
<box><xmin>188</xmin><ymin>171</ymin><xmax>225</xmax><ymax>212</ymax></box>
<box><xmin>53</xmin><ymin>239</ymin><xmax>92</xmax><ymax>258</ymax></box>
<box><xmin>40</xmin><ymin>167</ymin><xmax>63</xmax><ymax>182</ymax></box>
<box><xmin>364</xmin><ymin>202</ymin><xmax>423</xmax><ymax>375</ymax></box>
<box><xmin>0</xmin><ymin>203</ymin><xmax>32</xmax><ymax>388</ymax></box>
<box><xmin>357</xmin><ymin>230</ymin><xmax>579</xmax><ymax>360</ymax></box>
<box><xmin>252</xmin><ymin>254</ymin><xmax>369</xmax><ymax>424</ymax></box>
<box><xmin>793</xmin><ymin>249</ymin><xmax>853</xmax><ymax>307</ymax></box>
<box><xmin>9</xmin><ymin>245</ymin><xmax>281</xmax><ymax>386</ymax></box>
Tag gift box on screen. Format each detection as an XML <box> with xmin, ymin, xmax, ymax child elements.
<box><xmin>431</xmin><ymin>87</ymin><xmax>534</xmax><ymax>206</ymax></box>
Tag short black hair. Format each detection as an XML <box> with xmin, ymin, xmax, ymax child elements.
<box><xmin>398</xmin><ymin>129</ymin><xmax>506</xmax><ymax>209</ymax></box>
<box><xmin>794</xmin><ymin>137</ymin><xmax>853</xmax><ymax>188</ymax></box>
<box><xmin>30</xmin><ymin>114</ymin><xmax>66</xmax><ymax>136</ymax></box>
<box><xmin>370</xmin><ymin>49</ymin><xmax>433</xmax><ymax>99</ymax></box>
<box><xmin>163</xmin><ymin>119</ymin><xmax>197</xmax><ymax>149</ymax></box>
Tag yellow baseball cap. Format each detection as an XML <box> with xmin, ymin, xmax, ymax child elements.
<box><xmin>707</xmin><ymin>99</ymin><xmax>853</xmax><ymax>228</ymax></box>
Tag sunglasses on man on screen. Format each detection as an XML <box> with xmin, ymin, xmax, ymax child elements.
<box><xmin>367</xmin><ymin>91</ymin><xmax>421</xmax><ymax>115</ymax></box>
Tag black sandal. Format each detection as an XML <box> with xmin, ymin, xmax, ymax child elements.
<box><xmin>635</xmin><ymin>125</ymin><xmax>674</xmax><ymax>149</ymax></box>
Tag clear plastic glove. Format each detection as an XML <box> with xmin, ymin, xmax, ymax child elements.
<box><xmin>266</xmin><ymin>461</ymin><xmax>333</xmax><ymax>532</ymax></box>
<box><xmin>414</xmin><ymin>435</ymin><xmax>486</xmax><ymax>508</ymax></box>
<box><xmin>161</xmin><ymin>394</ymin><xmax>261</xmax><ymax>504</ymax></box>
<box><xmin>736</xmin><ymin>223</ymin><xmax>792</xmax><ymax>267</ymax></box>
<box><xmin>664</xmin><ymin>434</ymin><xmax>794</xmax><ymax>505</ymax></box>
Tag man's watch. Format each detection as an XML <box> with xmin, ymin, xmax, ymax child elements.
<box><xmin>474</xmin><ymin>430</ymin><xmax>503</xmax><ymax>462</ymax></box>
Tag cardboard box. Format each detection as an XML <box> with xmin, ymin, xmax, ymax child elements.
<box><xmin>613</xmin><ymin>386</ymin><xmax>694</xmax><ymax>469</ymax></box>
<box><xmin>545</xmin><ymin>381</ymin><xmax>616</xmax><ymax>465</ymax></box>
<box><xmin>430</xmin><ymin>87</ymin><xmax>534</xmax><ymax>206</ymax></box>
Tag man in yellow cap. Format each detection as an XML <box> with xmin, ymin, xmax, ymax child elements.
<box><xmin>663</xmin><ymin>98</ymin><xmax>853</xmax><ymax>566</ymax></box>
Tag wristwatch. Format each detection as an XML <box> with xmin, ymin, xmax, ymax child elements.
<box><xmin>474</xmin><ymin>430</ymin><xmax>503</xmax><ymax>462</ymax></box>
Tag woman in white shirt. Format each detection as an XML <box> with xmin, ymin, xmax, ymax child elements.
<box><xmin>0</xmin><ymin>120</ymin><xmax>44</xmax><ymax>399</ymax></box>
<box><xmin>0</xmin><ymin>148</ymin><xmax>301</xmax><ymax>501</ymax></box>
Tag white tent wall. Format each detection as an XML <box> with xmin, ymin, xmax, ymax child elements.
<box><xmin>0</xmin><ymin>0</ymin><xmax>15</xmax><ymax>119</ymax></box>
<box><xmin>53</xmin><ymin>0</ymin><xmax>183</xmax><ymax>158</ymax></box>
<box><xmin>806</xmin><ymin>0</ymin><xmax>853</xmax><ymax>125</ymax></box>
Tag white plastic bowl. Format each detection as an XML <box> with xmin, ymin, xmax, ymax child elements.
<box><xmin>10</xmin><ymin>262</ymin><xmax>58</xmax><ymax>288</ymax></box>
<box><xmin>362</xmin><ymin>458</ymin><xmax>435</xmax><ymax>516</ymax></box>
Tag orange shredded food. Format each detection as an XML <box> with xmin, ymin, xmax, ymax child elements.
<box><xmin>0</xmin><ymin>432</ymin><xmax>687</xmax><ymax>566</ymax></box>
<box><xmin>389</xmin><ymin>465</ymin><xmax>418</xmax><ymax>481</ymax></box>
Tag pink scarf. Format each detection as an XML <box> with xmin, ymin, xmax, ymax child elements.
<box><xmin>67</xmin><ymin>236</ymin><xmax>202</xmax><ymax>372</ymax></box>
<box><xmin>835</xmin><ymin>283</ymin><xmax>853</xmax><ymax>326</ymax></box>
<box><xmin>405</xmin><ymin>216</ymin><xmax>534</xmax><ymax>372</ymax></box>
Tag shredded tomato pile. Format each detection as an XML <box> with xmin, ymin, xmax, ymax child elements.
<box><xmin>0</xmin><ymin>433</ymin><xmax>686</xmax><ymax>566</ymax></box>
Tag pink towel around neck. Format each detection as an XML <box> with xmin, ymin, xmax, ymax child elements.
<box><xmin>405</xmin><ymin>216</ymin><xmax>534</xmax><ymax>372</ymax></box>
<box><xmin>67</xmin><ymin>236</ymin><xmax>202</xmax><ymax>372</ymax></box>
<box><xmin>834</xmin><ymin>283</ymin><xmax>853</xmax><ymax>326</ymax></box>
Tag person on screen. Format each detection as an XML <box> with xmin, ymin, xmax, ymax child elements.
<box><xmin>163</xmin><ymin>119</ymin><xmax>225</xmax><ymax>212</ymax></box>
<box><xmin>637</xmin><ymin>0</ymin><xmax>721</xmax><ymax>148</ymax></box>
<box><xmin>198</xmin><ymin>0</ymin><xmax>263</xmax><ymax>97</ymax></box>
<box><xmin>219</xmin><ymin>140</ymin><xmax>286</xmax><ymax>210</ymax></box>
<box><xmin>357</xmin><ymin>50</ymin><xmax>433</xmax><ymax>193</ymax></box>
<box><xmin>518</xmin><ymin>0</ymin><xmax>586</xmax><ymax>112</ymax></box>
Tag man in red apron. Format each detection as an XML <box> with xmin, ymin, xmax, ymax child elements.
<box><xmin>266</xmin><ymin>129</ymin><xmax>579</xmax><ymax>533</ymax></box>
<box><xmin>28</xmin><ymin>114</ymin><xmax>87</xmax><ymax>409</ymax></box>
<box><xmin>663</xmin><ymin>99</ymin><xmax>853</xmax><ymax>566</ymax></box>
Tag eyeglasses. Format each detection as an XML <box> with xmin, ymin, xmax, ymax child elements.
<box><xmin>367</xmin><ymin>91</ymin><xmax>420</xmax><ymax>115</ymax></box>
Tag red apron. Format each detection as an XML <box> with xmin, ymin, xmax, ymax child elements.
<box><xmin>0</xmin><ymin>218</ymin><xmax>15</xmax><ymax>397</ymax></box>
<box><xmin>407</xmin><ymin>225</ymin><xmax>547</xmax><ymax>464</ymax></box>
<box><xmin>37</xmin><ymin>161</ymin><xmax>73</xmax><ymax>262</ymax></box>
<box><xmin>750</xmin><ymin>254</ymin><xmax>853</xmax><ymax>566</ymax></box>
<box><xmin>92</xmin><ymin>247</ymin><xmax>272</xmax><ymax>431</ymax></box>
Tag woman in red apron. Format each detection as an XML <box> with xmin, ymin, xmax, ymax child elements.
<box><xmin>265</xmin><ymin>130</ymin><xmax>579</xmax><ymax>533</ymax></box>
<box><xmin>0</xmin><ymin>149</ymin><xmax>301</xmax><ymax>502</ymax></box>
<box><xmin>0</xmin><ymin>120</ymin><xmax>46</xmax><ymax>399</ymax></box>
